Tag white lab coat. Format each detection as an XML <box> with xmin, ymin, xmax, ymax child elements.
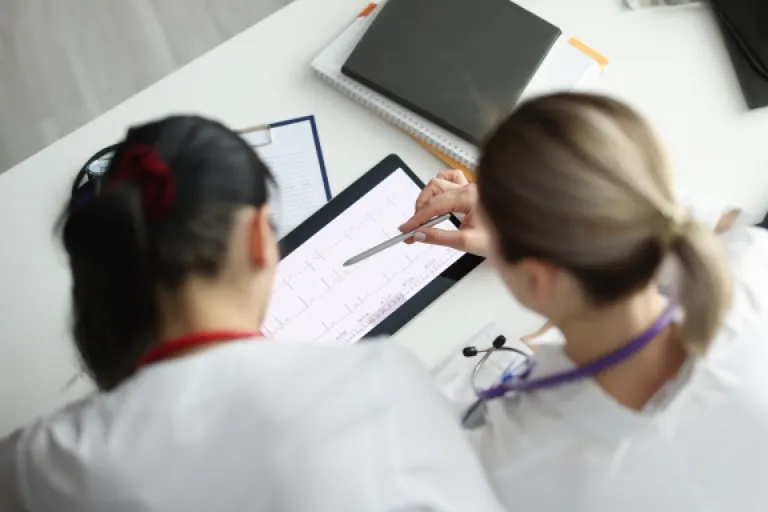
<box><xmin>469</xmin><ymin>227</ymin><xmax>768</xmax><ymax>511</ymax></box>
<box><xmin>0</xmin><ymin>342</ymin><xmax>504</xmax><ymax>511</ymax></box>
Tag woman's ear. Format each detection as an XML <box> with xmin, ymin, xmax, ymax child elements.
<box><xmin>518</xmin><ymin>259</ymin><xmax>559</xmax><ymax>310</ymax></box>
<box><xmin>247</xmin><ymin>205</ymin><xmax>273</xmax><ymax>269</ymax></box>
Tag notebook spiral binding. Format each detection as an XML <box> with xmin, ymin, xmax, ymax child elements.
<box><xmin>312</xmin><ymin>68</ymin><xmax>479</xmax><ymax>170</ymax></box>
<box><xmin>311</xmin><ymin>12</ymin><xmax>480</xmax><ymax>170</ymax></box>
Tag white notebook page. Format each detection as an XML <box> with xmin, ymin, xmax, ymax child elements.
<box><xmin>241</xmin><ymin>119</ymin><xmax>330</xmax><ymax>238</ymax></box>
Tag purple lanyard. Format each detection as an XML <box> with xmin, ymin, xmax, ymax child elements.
<box><xmin>480</xmin><ymin>304</ymin><xmax>677</xmax><ymax>400</ymax></box>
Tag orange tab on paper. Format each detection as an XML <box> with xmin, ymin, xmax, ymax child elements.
<box><xmin>568</xmin><ymin>38</ymin><xmax>609</xmax><ymax>68</ymax></box>
<box><xmin>358</xmin><ymin>3</ymin><xmax>377</xmax><ymax>17</ymax></box>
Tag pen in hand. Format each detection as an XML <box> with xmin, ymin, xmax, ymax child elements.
<box><xmin>343</xmin><ymin>214</ymin><xmax>453</xmax><ymax>267</ymax></box>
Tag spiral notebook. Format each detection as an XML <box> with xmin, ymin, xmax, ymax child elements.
<box><xmin>311</xmin><ymin>3</ymin><xmax>608</xmax><ymax>170</ymax></box>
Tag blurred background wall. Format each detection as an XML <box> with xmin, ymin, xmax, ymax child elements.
<box><xmin>0</xmin><ymin>0</ymin><xmax>293</xmax><ymax>173</ymax></box>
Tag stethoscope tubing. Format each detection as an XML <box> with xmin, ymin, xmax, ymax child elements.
<box><xmin>461</xmin><ymin>304</ymin><xmax>676</xmax><ymax>426</ymax></box>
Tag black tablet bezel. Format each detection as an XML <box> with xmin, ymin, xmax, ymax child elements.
<box><xmin>278</xmin><ymin>154</ymin><xmax>484</xmax><ymax>339</ymax></box>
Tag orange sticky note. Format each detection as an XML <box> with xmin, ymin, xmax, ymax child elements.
<box><xmin>358</xmin><ymin>3</ymin><xmax>377</xmax><ymax>17</ymax></box>
<box><xmin>568</xmin><ymin>38</ymin><xmax>609</xmax><ymax>68</ymax></box>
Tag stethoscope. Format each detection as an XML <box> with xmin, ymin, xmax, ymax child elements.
<box><xmin>462</xmin><ymin>336</ymin><xmax>533</xmax><ymax>398</ymax></box>
<box><xmin>460</xmin><ymin>304</ymin><xmax>677</xmax><ymax>428</ymax></box>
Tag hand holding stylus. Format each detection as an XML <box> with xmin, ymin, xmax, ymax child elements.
<box><xmin>343</xmin><ymin>213</ymin><xmax>453</xmax><ymax>267</ymax></box>
<box><xmin>399</xmin><ymin>170</ymin><xmax>490</xmax><ymax>257</ymax></box>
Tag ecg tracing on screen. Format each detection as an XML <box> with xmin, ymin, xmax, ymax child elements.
<box><xmin>261</xmin><ymin>169</ymin><xmax>464</xmax><ymax>344</ymax></box>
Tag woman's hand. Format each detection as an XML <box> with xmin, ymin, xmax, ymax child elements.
<box><xmin>399</xmin><ymin>170</ymin><xmax>490</xmax><ymax>257</ymax></box>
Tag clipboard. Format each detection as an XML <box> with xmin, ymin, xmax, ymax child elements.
<box><xmin>263</xmin><ymin>154</ymin><xmax>483</xmax><ymax>343</ymax></box>
<box><xmin>239</xmin><ymin>116</ymin><xmax>332</xmax><ymax>237</ymax></box>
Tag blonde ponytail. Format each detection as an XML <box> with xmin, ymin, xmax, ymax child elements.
<box><xmin>478</xmin><ymin>93</ymin><xmax>733</xmax><ymax>354</ymax></box>
<box><xmin>671</xmin><ymin>220</ymin><xmax>732</xmax><ymax>353</ymax></box>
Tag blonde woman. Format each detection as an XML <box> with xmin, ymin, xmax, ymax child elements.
<box><xmin>401</xmin><ymin>93</ymin><xmax>768</xmax><ymax>511</ymax></box>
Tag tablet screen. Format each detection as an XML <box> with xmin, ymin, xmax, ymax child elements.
<box><xmin>262</xmin><ymin>168</ymin><xmax>464</xmax><ymax>344</ymax></box>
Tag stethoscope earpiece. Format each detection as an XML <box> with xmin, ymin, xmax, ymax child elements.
<box><xmin>460</xmin><ymin>334</ymin><xmax>532</xmax><ymax>429</ymax></box>
<box><xmin>462</xmin><ymin>336</ymin><xmax>507</xmax><ymax>358</ymax></box>
<box><xmin>462</xmin><ymin>346</ymin><xmax>479</xmax><ymax>357</ymax></box>
<box><xmin>462</xmin><ymin>334</ymin><xmax>531</xmax><ymax>399</ymax></box>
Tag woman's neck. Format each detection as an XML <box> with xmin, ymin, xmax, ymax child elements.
<box><xmin>158</xmin><ymin>278</ymin><xmax>269</xmax><ymax>344</ymax></box>
<box><xmin>558</xmin><ymin>288</ymin><xmax>687</xmax><ymax>410</ymax></box>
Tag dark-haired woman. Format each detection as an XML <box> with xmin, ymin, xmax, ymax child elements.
<box><xmin>0</xmin><ymin>116</ymin><xmax>504</xmax><ymax>512</ymax></box>
<box><xmin>400</xmin><ymin>93</ymin><xmax>768</xmax><ymax>511</ymax></box>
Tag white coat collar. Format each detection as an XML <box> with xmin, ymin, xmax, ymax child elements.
<box><xmin>511</xmin><ymin>342</ymin><xmax>697</xmax><ymax>442</ymax></box>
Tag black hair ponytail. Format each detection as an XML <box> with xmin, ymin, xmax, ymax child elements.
<box><xmin>62</xmin><ymin>184</ymin><xmax>159</xmax><ymax>390</ymax></box>
<box><xmin>62</xmin><ymin>116</ymin><xmax>274</xmax><ymax>391</ymax></box>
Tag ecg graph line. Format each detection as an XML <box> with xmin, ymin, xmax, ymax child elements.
<box><xmin>261</xmin><ymin>171</ymin><xmax>462</xmax><ymax>343</ymax></box>
<box><xmin>266</xmin><ymin>244</ymin><xmax>455</xmax><ymax>333</ymax></box>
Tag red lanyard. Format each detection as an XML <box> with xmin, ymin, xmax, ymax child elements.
<box><xmin>140</xmin><ymin>331</ymin><xmax>261</xmax><ymax>368</ymax></box>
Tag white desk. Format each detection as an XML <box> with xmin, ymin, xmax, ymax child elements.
<box><xmin>2</xmin><ymin>0</ymin><xmax>767</xmax><ymax>435</ymax></box>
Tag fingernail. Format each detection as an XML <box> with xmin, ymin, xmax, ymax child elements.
<box><xmin>413</xmin><ymin>232</ymin><xmax>427</xmax><ymax>242</ymax></box>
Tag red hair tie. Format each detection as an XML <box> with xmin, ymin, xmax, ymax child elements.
<box><xmin>110</xmin><ymin>144</ymin><xmax>176</xmax><ymax>220</ymax></box>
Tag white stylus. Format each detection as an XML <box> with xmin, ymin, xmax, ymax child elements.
<box><xmin>342</xmin><ymin>214</ymin><xmax>453</xmax><ymax>267</ymax></box>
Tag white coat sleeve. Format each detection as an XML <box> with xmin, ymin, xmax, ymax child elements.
<box><xmin>0</xmin><ymin>430</ymin><xmax>28</xmax><ymax>511</ymax></box>
<box><xmin>375</xmin><ymin>346</ymin><xmax>505</xmax><ymax>512</ymax></box>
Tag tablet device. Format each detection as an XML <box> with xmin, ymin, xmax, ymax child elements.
<box><xmin>342</xmin><ymin>0</ymin><xmax>560</xmax><ymax>144</ymax></box>
<box><xmin>262</xmin><ymin>154</ymin><xmax>483</xmax><ymax>343</ymax></box>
